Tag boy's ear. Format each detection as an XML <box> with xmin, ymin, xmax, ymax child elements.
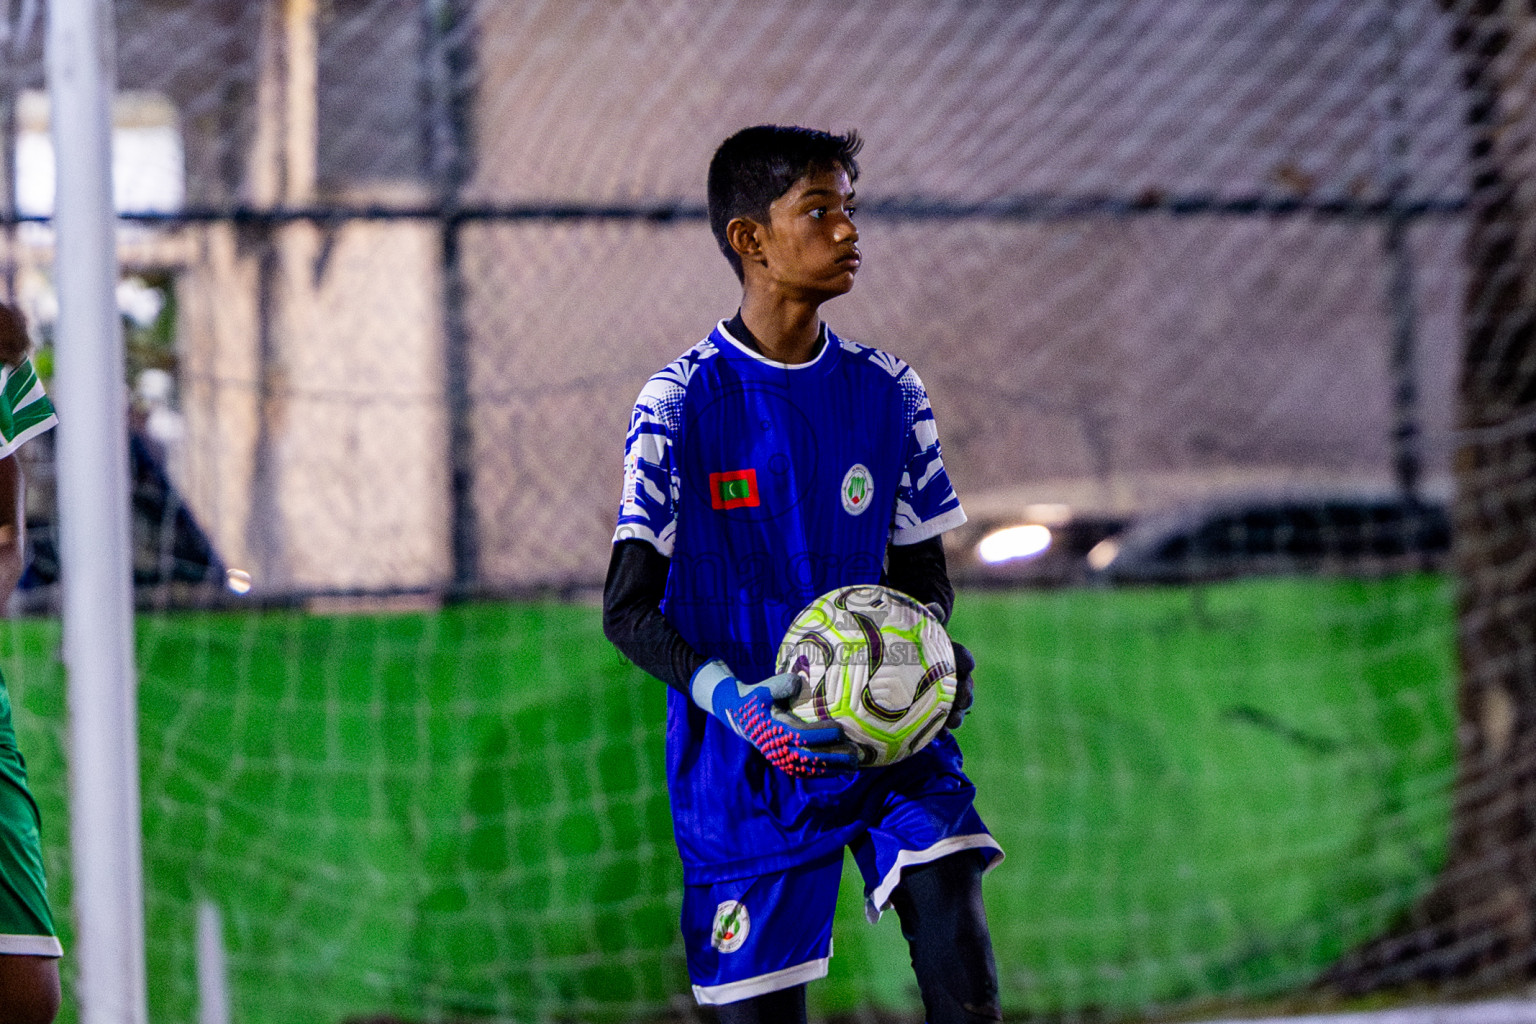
<box><xmin>726</xmin><ymin>216</ymin><xmax>766</xmax><ymax>268</ymax></box>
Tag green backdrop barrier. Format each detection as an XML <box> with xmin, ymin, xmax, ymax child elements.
<box><xmin>2</xmin><ymin>574</ymin><xmax>1456</xmax><ymax>1023</ymax></box>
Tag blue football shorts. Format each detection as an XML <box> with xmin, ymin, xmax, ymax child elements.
<box><xmin>681</xmin><ymin>764</ymin><xmax>1003</xmax><ymax>1005</ymax></box>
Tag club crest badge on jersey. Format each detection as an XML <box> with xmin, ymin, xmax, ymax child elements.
<box><xmin>711</xmin><ymin>900</ymin><xmax>750</xmax><ymax>953</ymax></box>
<box><xmin>841</xmin><ymin>463</ymin><xmax>873</xmax><ymax>516</ymax></box>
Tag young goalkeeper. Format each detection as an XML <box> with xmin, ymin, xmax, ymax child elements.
<box><xmin>0</xmin><ymin>302</ymin><xmax>61</xmax><ymax>1024</ymax></box>
<box><xmin>604</xmin><ymin>125</ymin><xmax>1003</xmax><ymax>1022</ymax></box>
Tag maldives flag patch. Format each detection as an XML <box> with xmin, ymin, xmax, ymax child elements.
<box><xmin>710</xmin><ymin>469</ymin><xmax>760</xmax><ymax>510</ymax></box>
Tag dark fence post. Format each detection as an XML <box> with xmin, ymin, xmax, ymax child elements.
<box><xmin>423</xmin><ymin>0</ymin><xmax>478</xmax><ymax>597</ymax></box>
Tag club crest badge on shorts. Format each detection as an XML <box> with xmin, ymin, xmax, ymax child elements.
<box><xmin>711</xmin><ymin>900</ymin><xmax>750</xmax><ymax>953</ymax></box>
<box><xmin>841</xmin><ymin>463</ymin><xmax>873</xmax><ymax>516</ymax></box>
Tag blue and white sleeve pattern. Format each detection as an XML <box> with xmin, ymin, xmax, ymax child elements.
<box><xmin>613</xmin><ymin>357</ymin><xmax>692</xmax><ymax>557</ymax></box>
<box><xmin>890</xmin><ymin>364</ymin><xmax>967</xmax><ymax>545</ymax></box>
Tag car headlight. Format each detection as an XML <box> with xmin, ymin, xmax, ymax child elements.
<box><xmin>1086</xmin><ymin>538</ymin><xmax>1120</xmax><ymax>571</ymax></box>
<box><xmin>977</xmin><ymin>524</ymin><xmax>1052</xmax><ymax>564</ymax></box>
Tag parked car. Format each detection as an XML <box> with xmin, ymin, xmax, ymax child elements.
<box><xmin>945</xmin><ymin>504</ymin><xmax>1129</xmax><ymax>588</ymax></box>
<box><xmin>1085</xmin><ymin>490</ymin><xmax>1452</xmax><ymax>585</ymax></box>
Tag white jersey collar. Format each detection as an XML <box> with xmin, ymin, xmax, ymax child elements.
<box><xmin>714</xmin><ymin>320</ymin><xmax>834</xmax><ymax>370</ymax></box>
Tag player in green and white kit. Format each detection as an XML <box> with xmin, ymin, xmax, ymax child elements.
<box><xmin>0</xmin><ymin>303</ymin><xmax>61</xmax><ymax>1024</ymax></box>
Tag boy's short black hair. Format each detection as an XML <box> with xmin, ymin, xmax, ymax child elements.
<box><xmin>707</xmin><ymin>125</ymin><xmax>863</xmax><ymax>280</ymax></box>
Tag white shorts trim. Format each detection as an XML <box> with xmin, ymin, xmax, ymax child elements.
<box><xmin>865</xmin><ymin>833</ymin><xmax>1004</xmax><ymax>924</ymax></box>
<box><xmin>0</xmin><ymin>934</ymin><xmax>62</xmax><ymax>957</ymax></box>
<box><xmin>692</xmin><ymin>950</ymin><xmax>831</xmax><ymax>1005</ymax></box>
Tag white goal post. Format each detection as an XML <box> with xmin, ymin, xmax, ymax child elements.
<box><xmin>47</xmin><ymin>1</ymin><xmax>148</xmax><ymax>1023</ymax></box>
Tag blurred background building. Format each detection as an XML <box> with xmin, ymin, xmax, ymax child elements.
<box><xmin>1</xmin><ymin>0</ymin><xmax>1470</xmax><ymax>599</ymax></box>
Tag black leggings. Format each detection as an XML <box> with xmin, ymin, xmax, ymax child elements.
<box><xmin>711</xmin><ymin>984</ymin><xmax>808</xmax><ymax>1024</ymax></box>
<box><xmin>713</xmin><ymin>852</ymin><xmax>1000</xmax><ymax>1024</ymax></box>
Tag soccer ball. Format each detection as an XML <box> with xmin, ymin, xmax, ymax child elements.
<box><xmin>775</xmin><ymin>584</ymin><xmax>957</xmax><ymax>767</ymax></box>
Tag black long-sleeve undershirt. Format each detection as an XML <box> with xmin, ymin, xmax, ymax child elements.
<box><xmin>882</xmin><ymin>533</ymin><xmax>955</xmax><ymax>622</ymax></box>
<box><xmin>601</xmin><ymin>535</ymin><xmax>956</xmax><ymax>695</ymax></box>
<box><xmin>602</xmin><ymin>539</ymin><xmax>706</xmax><ymax>694</ymax></box>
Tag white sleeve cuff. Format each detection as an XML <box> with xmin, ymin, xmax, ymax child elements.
<box><xmin>612</xmin><ymin>521</ymin><xmax>675</xmax><ymax>558</ymax></box>
<box><xmin>891</xmin><ymin>505</ymin><xmax>968</xmax><ymax>546</ymax></box>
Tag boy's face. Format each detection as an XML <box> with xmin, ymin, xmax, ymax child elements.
<box><xmin>753</xmin><ymin>165</ymin><xmax>860</xmax><ymax>300</ymax></box>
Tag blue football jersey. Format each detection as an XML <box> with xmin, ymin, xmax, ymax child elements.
<box><xmin>613</xmin><ymin>320</ymin><xmax>969</xmax><ymax>882</ymax></box>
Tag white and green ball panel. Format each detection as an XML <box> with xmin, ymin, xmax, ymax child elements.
<box><xmin>777</xmin><ymin>585</ymin><xmax>957</xmax><ymax>767</ymax></box>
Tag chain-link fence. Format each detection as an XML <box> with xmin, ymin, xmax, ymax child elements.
<box><xmin>7</xmin><ymin>1</ymin><xmax>1536</xmax><ymax>1021</ymax></box>
<box><xmin>0</xmin><ymin>0</ymin><xmax>1473</xmax><ymax>600</ymax></box>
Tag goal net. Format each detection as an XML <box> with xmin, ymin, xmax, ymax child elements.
<box><xmin>2</xmin><ymin>1</ymin><xmax>1530</xmax><ymax>1021</ymax></box>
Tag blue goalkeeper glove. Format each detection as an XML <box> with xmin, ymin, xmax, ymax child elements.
<box><xmin>690</xmin><ymin>659</ymin><xmax>860</xmax><ymax>777</ymax></box>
